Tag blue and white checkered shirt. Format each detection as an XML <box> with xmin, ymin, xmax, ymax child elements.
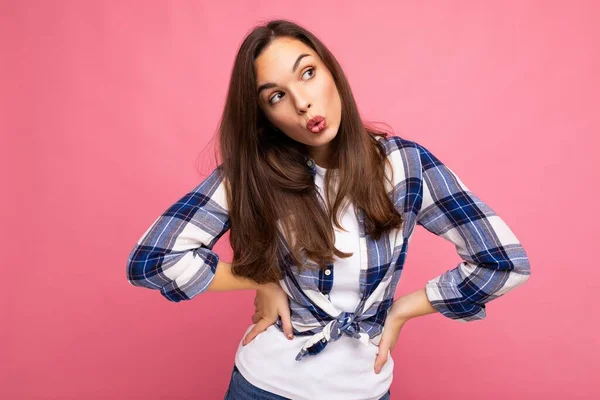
<box><xmin>126</xmin><ymin>134</ymin><xmax>531</xmax><ymax>361</ymax></box>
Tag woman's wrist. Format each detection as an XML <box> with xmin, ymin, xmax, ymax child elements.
<box><xmin>208</xmin><ymin>260</ymin><xmax>265</xmax><ymax>292</ymax></box>
<box><xmin>390</xmin><ymin>288</ymin><xmax>439</xmax><ymax>321</ymax></box>
<box><xmin>256</xmin><ymin>281</ymin><xmax>279</xmax><ymax>293</ymax></box>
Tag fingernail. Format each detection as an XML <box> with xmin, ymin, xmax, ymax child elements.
<box><xmin>288</xmin><ymin>334</ymin><xmax>293</xmax><ymax>340</ymax></box>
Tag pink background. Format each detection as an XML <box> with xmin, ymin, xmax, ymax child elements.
<box><xmin>2</xmin><ymin>1</ymin><xmax>598</xmax><ymax>399</ymax></box>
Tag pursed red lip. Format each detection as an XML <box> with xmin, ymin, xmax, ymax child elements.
<box><xmin>306</xmin><ymin>115</ymin><xmax>325</xmax><ymax>130</ymax></box>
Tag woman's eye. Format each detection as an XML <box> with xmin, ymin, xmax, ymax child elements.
<box><xmin>268</xmin><ymin>67</ymin><xmax>316</xmax><ymax>106</ymax></box>
<box><xmin>302</xmin><ymin>67</ymin><xmax>315</xmax><ymax>80</ymax></box>
<box><xmin>269</xmin><ymin>93</ymin><xmax>283</xmax><ymax>105</ymax></box>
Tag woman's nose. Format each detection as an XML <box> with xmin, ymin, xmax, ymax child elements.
<box><xmin>291</xmin><ymin>89</ymin><xmax>312</xmax><ymax>112</ymax></box>
<box><xmin>295</xmin><ymin>98</ymin><xmax>312</xmax><ymax>113</ymax></box>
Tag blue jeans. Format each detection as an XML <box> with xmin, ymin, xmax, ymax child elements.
<box><xmin>224</xmin><ymin>364</ymin><xmax>391</xmax><ymax>399</ymax></box>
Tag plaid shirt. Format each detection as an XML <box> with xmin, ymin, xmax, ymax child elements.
<box><xmin>126</xmin><ymin>134</ymin><xmax>531</xmax><ymax>361</ymax></box>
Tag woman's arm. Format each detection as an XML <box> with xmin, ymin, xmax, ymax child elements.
<box><xmin>391</xmin><ymin>288</ymin><xmax>439</xmax><ymax>321</ymax></box>
<box><xmin>414</xmin><ymin>141</ymin><xmax>531</xmax><ymax>322</ymax></box>
<box><xmin>206</xmin><ymin>259</ymin><xmax>263</xmax><ymax>292</ymax></box>
<box><xmin>126</xmin><ymin>165</ymin><xmax>262</xmax><ymax>300</ymax></box>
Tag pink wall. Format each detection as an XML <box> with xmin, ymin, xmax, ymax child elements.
<box><xmin>2</xmin><ymin>1</ymin><xmax>598</xmax><ymax>398</ymax></box>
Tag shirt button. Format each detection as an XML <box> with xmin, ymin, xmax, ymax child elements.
<box><xmin>324</xmin><ymin>269</ymin><xmax>331</xmax><ymax>276</ymax></box>
<box><xmin>307</xmin><ymin>159</ymin><xmax>313</xmax><ymax>166</ymax></box>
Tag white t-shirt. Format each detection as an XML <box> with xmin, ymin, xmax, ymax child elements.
<box><xmin>234</xmin><ymin>162</ymin><xmax>394</xmax><ymax>400</ymax></box>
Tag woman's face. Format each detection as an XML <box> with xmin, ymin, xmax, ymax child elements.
<box><xmin>254</xmin><ymin>37</ymin><xmax>342</xmax><ymax>160</ymax></box>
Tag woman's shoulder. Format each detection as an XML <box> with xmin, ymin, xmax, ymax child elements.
<box><xmin>374</xmin><ymin>133</ymin><xmax>422</xmax><ymax>160</ymax></box>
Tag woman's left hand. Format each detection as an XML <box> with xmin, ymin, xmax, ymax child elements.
<box><xmin>374</xmin><ymin>299</ymin><xmax>410</xmax><ymax>374</ymax></box>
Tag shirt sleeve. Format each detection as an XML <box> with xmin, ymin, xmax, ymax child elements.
<box><xmin>415</xmin><ymin>142</ymin><xmax>531</xmax><ymax>322</ymax></box>
<box><xmin>126</xmin><ymin>165</ymin><xmax>231</xmax><ymax>302</ymax></box>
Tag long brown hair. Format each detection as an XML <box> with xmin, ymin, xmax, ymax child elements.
<box><xmin>215</xmin><ymin>19</ymin><xmax>403</xmax><ymax>284</ymax></box>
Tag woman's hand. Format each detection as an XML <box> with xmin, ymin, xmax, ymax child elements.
<box><xmin>242</xmin><ymin>282</ymin><xmax>294</xmax><ymax>346</ymax></box>
<box><xmin>374</xmin><ymin>298</ymin><xmax>411</xmax><ymax>374</ymax></box>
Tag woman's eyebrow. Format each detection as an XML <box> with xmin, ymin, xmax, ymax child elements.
<box><xmin>257</xmin><ymin>53</ymin><xmax>312</xmax><ymax>95</ymax></box>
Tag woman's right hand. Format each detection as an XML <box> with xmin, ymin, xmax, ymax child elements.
<box><xmin>242</xmin><ymin>282</ymin><xmax>294</xmax><ymax>345</ymax></box>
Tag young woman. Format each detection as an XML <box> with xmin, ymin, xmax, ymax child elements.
<box><xmin>126</xmin><ymin>19</ymin><xmax>531</xmax><ymax>400</ymax></box>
